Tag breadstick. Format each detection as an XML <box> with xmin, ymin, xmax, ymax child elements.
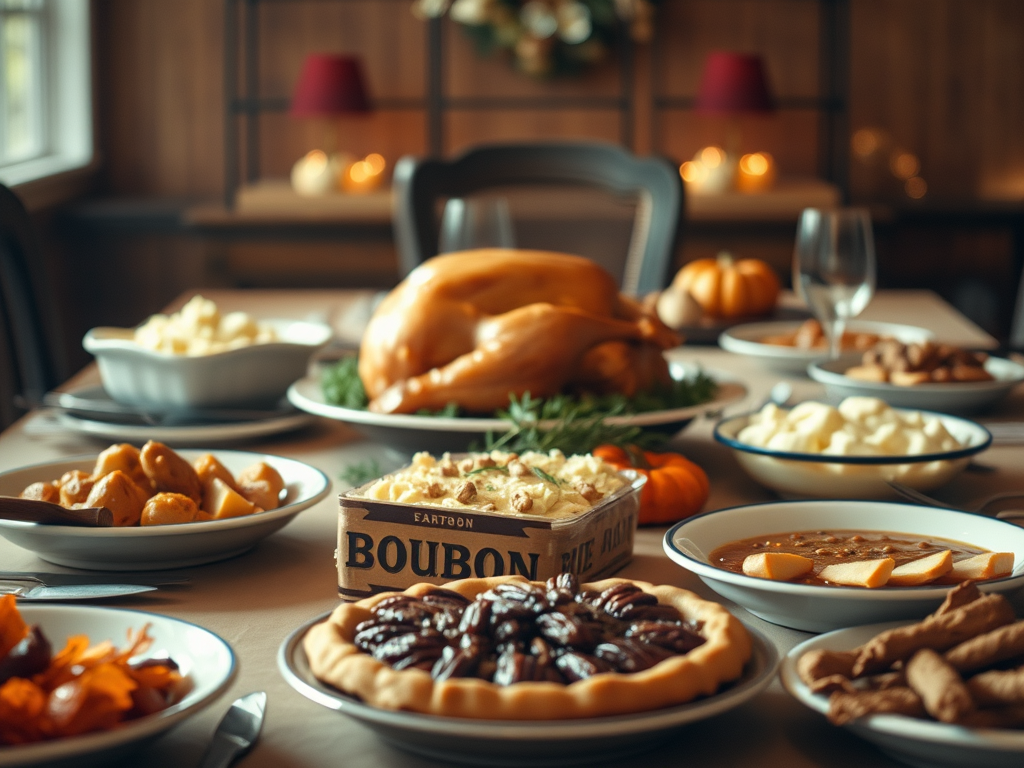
<box><xmin>905</xmin><ymin>649</ymin><xmax>975</xmax><ymax>723</ymax></box>
<box><xmin>960</xmin><ymin>706</ymin><xmax>1024</xmax><ymax>729</ymax></box>
<box><xmin>932</xmin><ymin>580</ymin><xmax>981</xmax><ymax>616</ymax></box>
<box><xmin>967</xmin><ymin>667</ymin><xmax>1024</xmax><ymax>707</ymax></box>
<box><xmin>828</xmin><ymin>687</ymin><xmax>925</xmax><ymax>726</ymax></box>
<box><xmin>797</xmin><ymin>649</ymin><xmax>857</xmax><ymax>687</ymax></box>
<box><xmin>853</xmin><ymin>594</ymin><xmax>1016</xmax><ymax>676</ymax></box>
<box><xmin>946</xmin><ymin>621</ymin><xmax>1024</xmax><ymax>674</ymax></box>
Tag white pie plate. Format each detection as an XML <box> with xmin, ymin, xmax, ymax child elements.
<box><xmin>0</xmin><ymin>604</ymin><xmax>235</xmax><ymax>768</ymax></box>
<box><xmin>808</xmin><ymin>354</ymin><xmax>1024</xmax><ymax>415</ymax></box>
<box><xmin>718</xmin><ymin>320</ymin><xmax>934</xmax><ymax>375</ymax></box>
<box><xmin>278</xmin><ymin>611</ymin><xmax>778</xmax><ymax>767</ymax></box>
<box><xmin>781</xmin><ymin>622</ymin><xmax>1024</xmax><ymax>768</ymax></box>
<box><xmin>663</xmin><ymin>500</ymin><xmax>1024</xmax><ymax>632</ymax></box>
<box><xmin>0</xmin><ymin>450</ymin><xmax>331</xmax><ymax>570</ymax></box>
<box><xmin>288</xmin><ymin>361</ymin><xmax>747</xmax><ymax>454</ymax></box>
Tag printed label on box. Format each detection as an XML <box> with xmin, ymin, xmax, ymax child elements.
<box><xmin>336</xmin><ymin>484</ymin><xmax>640</xmax><ymax>599</ymax></box>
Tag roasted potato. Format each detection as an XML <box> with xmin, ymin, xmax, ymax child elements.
<box><xmin>237</xmin><ymin>462</ymin><xmax>285</xmax><ymax>511</ymax></box>
<box><xmin>19</xmin><ymin>481</ymin><xmax>59</xmax><ymax>504</ymax></box>
<box><xmin>85</xmin><ymin>470</ymin><xmax>150</xmax><ymax>526</ymax></box>
<box><xmin>58</xmin><ymin>470</ymin><xmax>95</xmax><ymax>508</ymax></box>
<box><xmin>93</xmin><ymin>443</ymin><xmax>150</xmax><ymax>488</ymax></box>
<box><xmin>140</xmin><ymin>441</ymin><xmax>202</xmax><ymax>504</ymax></box>
<box><xmin>141</xmin><ymin>492</ymin><xmax>201</xmax><ymax>526</ymax></box>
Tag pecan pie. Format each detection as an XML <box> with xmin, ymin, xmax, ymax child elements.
<box><xmin>303</xmin><ymin>575</ymin><xmax>752</xmax><ymax>720</ymax></box>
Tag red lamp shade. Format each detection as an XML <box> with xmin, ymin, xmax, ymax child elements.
<box><xmin>290</xmin><ymin>54</ymin><xmax>371</xmax><ymax>117</ymax></box>
<box><xmin>695</xmin><ymin>52</ymin><xmax>774</xmax><ymax>114</ymax></box>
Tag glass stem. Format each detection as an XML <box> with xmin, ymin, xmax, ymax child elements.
<box><xmin>828</xmin><ymin>318</ymin><xmax>847</xmax><ymax>360</ymax></box>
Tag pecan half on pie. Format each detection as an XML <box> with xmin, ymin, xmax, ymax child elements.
<box><xmin>303</xmin><ymin>575</ymin><xmax>752</xmax><ymax>719</ymax></box>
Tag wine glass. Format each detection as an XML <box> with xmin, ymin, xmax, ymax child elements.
<box><xmin>439</xmin><ymin>196</ymin><xmax>515</xmax><ymax>253</ymax></box>
<box><xmin>793</xmin><ymin>208</ymin><xmax>877</xmax><ymax>360</ymax></box>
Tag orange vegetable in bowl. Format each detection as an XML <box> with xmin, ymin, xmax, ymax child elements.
<box><xmin>670</xmin><ymin>252</ymin><xmax>780</xmax><ymax>319</ymax></box>
<box><xmin>593</xmin><ymin>445</ymin><xmax>709</xmax><ymax>525</ymax></box>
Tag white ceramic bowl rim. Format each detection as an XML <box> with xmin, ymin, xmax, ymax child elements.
<box><xmin>713</xmin><ymin>408</ymin><xmax>992</xmax><ymax>465</ymax></box>
<box><xmin>0</xmin><ymin>604</ymin><xmax>236</xmax><ymax>763</ymax></box>
<box><xmin>664</xmin><ymin>499</ymin><xmax>1024</xmax><ymax>600</ymax></box>
<box><xmin>83</xmin><ymin>318</ymin><xmax>333</xmax><ymax>359</ymax></box>
<box><xmin>808</xmin><ymin>354</ymin><xmax>1024</xmax><ymax>391</ymax></box>
<box><xmin>719</xmin><ymin>320</ymin><xmax>934</xmax><ymax>360</ymax></box>
<box><xmin>0</xmin><ymin>450</ymin><xmax>330</xmax><ymax>537</ymax></box>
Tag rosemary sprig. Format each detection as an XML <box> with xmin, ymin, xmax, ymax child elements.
<box><xmin>531</xmin><ymin>466</ymin><xmax>561</xmax><ymax>485</ymax></box>
<box><xmin>483</xmin><ymin>393</ymin><xmax>669</xmax><ymax>455</ymax></box>
<box><xmin>339</xmin><ymin>459</ymin><xmax>382</xmax><ymax>487</ymax></box>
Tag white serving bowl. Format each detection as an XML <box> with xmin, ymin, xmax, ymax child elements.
<box><xmin>0</xmin><ymin>449</ymin><xmax>331</xmax><ymax>570</ymax></box>
<box><xmin>713</xmin><ymin>409</ymin><xmax>991</xmax><ymax>499</ymax></box>
<box><xmin>83</xmin><ymin>319</ymin><xmax>333</xmax><ymax>410</ymax></box>
<box><xmin>0</xmin><ymin>604</ymin><xmax>234</xmax><ymax>768</ymax></box>
<box><xmin>781</xmin><ymin>622</ymin><xmax>1024</xmax><ymax>768</ymax></box>
<box><xmin>718</xmin><ymin>320</ymin><xmax>933</xmax><ymax>375</ymax></box>
<box><xmin>664</xmin><ymin>500</ymin><xmax>1024</xmax><ymax>632</ymax></box>
<box><xmin>809</xmin><ymin>353</ymin><xmax>1024</xmax><ymax>415</ymax></box>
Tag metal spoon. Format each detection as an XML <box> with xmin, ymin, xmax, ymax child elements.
<box><xmin>0</xmin><ymin>497</ymin><xmax>113</xmax><ymax>526</ymax></box>
<box><xmin>885</xmin><ymin>482</ymin><xmax>1024</xmax><ymax>519</ymax></box>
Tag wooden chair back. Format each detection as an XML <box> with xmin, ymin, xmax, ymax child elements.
<box><xmin>392</xmin><ymin>142</ymin><xmax>684</xmax><ymax>295</ymax></box>
<box><xmin>0</xmin><ymin>183</ymin><xmax>59</xmax><ymax>425</ymax></box>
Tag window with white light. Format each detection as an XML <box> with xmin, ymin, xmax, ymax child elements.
<box><xmin>0</xmin><ymin>0</ymin><xmax>92</xmax><ymax>186</ymax></box>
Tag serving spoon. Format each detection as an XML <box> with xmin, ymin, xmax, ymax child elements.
<box><xmin>0</xmin><ymin>497</ymin><xmax>114</xmax><ymax>527</ymax></box>
<box><xmin>885</xmin><ymin>482</ymin><xmax>1024</xmax><ymax>520</ymax></box>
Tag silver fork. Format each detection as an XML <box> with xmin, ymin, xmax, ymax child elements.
<box><xmin>886</xmin><ymin>481</ymin><xmax>1024</xmax><ymax>519</ymax></box>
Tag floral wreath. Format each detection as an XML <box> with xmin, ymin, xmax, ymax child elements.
<box><xmin>413</xmin><ymin>0</ymin><xmax>660</xmax><ymax>78</ymax></box>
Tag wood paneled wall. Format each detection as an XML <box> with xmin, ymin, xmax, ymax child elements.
<box><xmin>94</xmin><ymin>0</ymin><xmax>1024</xmax><ymax>202</ymax></box>
<box><xmin>58</xmin><ymin>0</ymin><xmax>1020</xmax><ymax>360</ymax></box>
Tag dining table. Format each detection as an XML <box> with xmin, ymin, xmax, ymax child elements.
<box><xmin>1</xmin><ymin>287</ymin><xmax>1021</xmax><ymax>768</ymax></box>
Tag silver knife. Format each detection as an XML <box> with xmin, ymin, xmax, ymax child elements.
<box><xmin>200</xmin><ymin>691</ymin><xmax>267</xmax><ymax>768</ymax></box>
<box><xmin>0</xmin><ymin>580</ymin><xmax>158</xmax><ymax>601</ymax></box>
<box><xmin>0</xmin><ymin>571</ymin><xmax>190</xmax><ymax>587</ymax></box>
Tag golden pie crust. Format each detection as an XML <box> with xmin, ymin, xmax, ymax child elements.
<box><xmin>303</xmin><ymin>576</ymin><xmax>752</xmax><ymax>720</ymax></box>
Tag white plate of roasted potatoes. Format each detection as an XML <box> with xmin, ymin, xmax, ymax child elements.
<box><xmin>809</xmin><ymin>352</ymin><xmax>1024</xmax><ymax>415</ymax></box>
<box><xmin>0</xmin><ymin>444</ymin><xmax>331</xmax><ymax>570</ymax></box>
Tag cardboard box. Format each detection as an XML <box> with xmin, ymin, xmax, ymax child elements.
<box><xmin>337</xmin><ymin>469</ymin><xmax>643</xmax><ymax>599</ymax></box>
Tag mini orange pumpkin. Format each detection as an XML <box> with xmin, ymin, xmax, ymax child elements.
<box><xmin>593</xmin><ymin>445</ymin><xmax>709</xmax><ymax>526</ymax></box>
<box><xmin>670</xmin><ymin>252</ymin><xmax>780</xmax><ymax>319</ymax></box>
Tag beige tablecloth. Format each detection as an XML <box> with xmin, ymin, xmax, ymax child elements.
<box><xmin>0</xmin><ymin>289</ymin><xmax>1017</xmax><ymax>768</ymax></box>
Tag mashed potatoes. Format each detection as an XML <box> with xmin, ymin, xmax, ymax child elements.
<box><xmin>737</xmin><ymin>396</ymin><xmax>963</xmax><ymax>457</ymax></box>
<box><xmin>134</xmin><ymin>295</ymin><xmax>277</xmax><ymax>356</ymax></box>
<box><xmin>360</xmin><ymin>450</ymin><xmax>626</xmax><ymax>519</ymax></box>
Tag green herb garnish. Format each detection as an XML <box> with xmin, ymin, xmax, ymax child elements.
<box><xmin>321</xmin><ymin>356</ymin><xmax>369</xmax><ymax>410</ymax></box>
<box><xmin>531</xmin><ymin>466</ymin><xmax>561</xmax><ymax>485</ymax></box>
<box><xmin>339</xmin><ymin>459</ymin><xmax>381</xmax><ymax>487</ymax></box>
<box><xmin>465</xmin><ymin>465</ymin><xmax>509</xmax><ymax>476</ymax></box>
<box><xmin>319</xmin><ymin>356</ymin><xmax>717</xmax><ymax>453</ymax></box>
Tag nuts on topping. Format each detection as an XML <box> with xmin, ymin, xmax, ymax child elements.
<box><xmin>508</xmin><ymin>460</ymin><xmax>530</xmax><ymax>478</ymax></box>
<box><xmin>440</xmin><ymin>462</ymin><xmax>459</xmax><ymax>477</ymax></box>
<box><xmin>426</xmin><ymin>483</ymin><xmax>445</xmax><ymax>499</ymax></box>
<box><xmin>475</xmin><ymin>456</ymin><xmax>496</xmax><ymax>469</ymax></box>
<box><xmin>576</xmin><ymin>482</ymin><xmax>602</xmax><ymax>502</ymax></box>
<box><xmin>455</xmin><ymin>481</ymin><xmax>477</xmax><ymax>504</ymax></box>
<box><xmin>511</xmin><ymin>491</ymin><xmax>533</xmax><ymax>513</ymax></box>
<box><xmin>458</xmin><ymin>459</ymin><xmax>475</xmax><ymax>473</ymax></box>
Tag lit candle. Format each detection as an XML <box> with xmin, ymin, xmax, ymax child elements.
<box><xmin>678</xmin><ymin>146</ymin><xmax>735</xmax><ymax>195</ymax></box>
<box><xmin>341</xmin><ymin>153</ymin><xmax>387</xmax><ymax>194</ymax></box>
<box><xmin>736</xmin><ymin>151</ymin><xmax>776</xmax><ymax>193</ymax></box>
<box><xmin>291</xmin><ymin>150</ymin><xmax>343</xmax><ymax>196</ymax></box>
